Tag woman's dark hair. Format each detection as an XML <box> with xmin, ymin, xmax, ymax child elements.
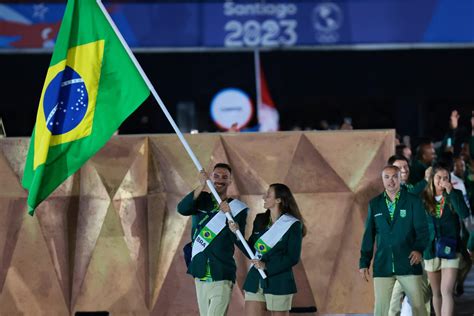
<box><xmin>256</xmin><ymin>183</ymin><xmax>307</xmax><ymax>237</ymax></box>
<box><xmin>422</xmin><ymin>164</ymin><xmax>451</xmax><ymax>216</ymax></box>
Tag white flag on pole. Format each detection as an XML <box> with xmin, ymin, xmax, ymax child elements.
<box><xmin>254</xmin><ymin>50</ymin><xmax>279</xmax><ymax>132</ymax></box>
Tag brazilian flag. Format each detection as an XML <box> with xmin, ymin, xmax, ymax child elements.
<box><xmin>22</xmin><ymin>0</ymin><xmax>150</xmax><ymax>215</ymax></box>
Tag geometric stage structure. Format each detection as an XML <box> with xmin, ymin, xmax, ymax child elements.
<box><xmin>0</xmin><ymin>130</ymin><xmax>393</xmax><ymax>315</ymax></box>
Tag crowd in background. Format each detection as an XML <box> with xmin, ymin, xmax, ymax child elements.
<box><xmin>400</xmin><ymin>111</ymin><xmax>474</xmax><ymax>288</ymax></box>
<box><xmin>360</xmin><ymin>109</ymin><xmax>474</xmax><ymax>316</ymax></box>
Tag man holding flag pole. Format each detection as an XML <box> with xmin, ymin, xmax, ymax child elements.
<box><xmin>178</xmin><ymin>164</ymin><xmax>248</xmax><ymax>315</ymax></box>
<box><xmin>22</xmin><ymin>0</ymin><xmax>265</xmax><ymax>311</ymax></box>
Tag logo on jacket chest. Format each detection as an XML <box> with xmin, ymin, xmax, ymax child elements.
<box><xmin>400</xmin><ymin>209</ymin><xmax>407</xmax><ymax>218</ymax></box>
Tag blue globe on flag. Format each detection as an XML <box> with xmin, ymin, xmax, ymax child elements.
<box><xmin>43</xmin><ymin>66</ymin><xmax>89</xmax><ymax>135</ymax></box>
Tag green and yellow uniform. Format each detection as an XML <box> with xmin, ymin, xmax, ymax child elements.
<box><xmin>242</xmin><ymin>213</ymin><xmax>302</xmax><ymax>296</ymax></box>
<box><xmin>177</xmin><ymin>191</ymin><xmax>247</xmax><ymax>316</ymax></box>
<box><xmin>424</xmin><ymin>189</ymin><xmax>470</xmax><ymax>260</ymax></box>
<box><xmin>360</xmin><ymin>189</ymin><xmax>429</xmax><ymax>316</ymax></box>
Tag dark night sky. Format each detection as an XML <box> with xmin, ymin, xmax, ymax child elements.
<box><xmin>1</xmin><ymin>48</ymin><xmax>473</xmax><ymax>144</ymax></box>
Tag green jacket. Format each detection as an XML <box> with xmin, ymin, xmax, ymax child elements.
<box><xmin>404</xmin><ymin>179</ymin><xmax>427</xmax><ymax>196</ymax></box>
<box><xmin>241</xmin><ymin>213</ymin><xmax>303</xmax><ymax>295</ymax></box>
<box><xmin>423</xmin><ymin>189</ymin><xmax>470</xmax><ymax>260</ymax></box>
<box><xmin>360</xmin><ymin>189</ymin><xmax>429</xmax><ymax>277</ymax></box>
<box><xmin>177</xmin><ymin>191</ymin><xmax>247</xmax><ymax>282</ymax></box>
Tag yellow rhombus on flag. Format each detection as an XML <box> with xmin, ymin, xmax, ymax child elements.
<box><xmin>22</xmin><ymin>0</ymin><xmax>150</xmax><ymax>215</ymax></box>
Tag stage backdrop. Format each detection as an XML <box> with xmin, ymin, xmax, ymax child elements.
<box><xmin>0</xmin><ymin>130</ymin><xmax>393</xmax><ymax>315</ymax></box>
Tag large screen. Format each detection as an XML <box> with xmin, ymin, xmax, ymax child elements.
<box><xmin>1</xmin><ymin>0</ymin><xmax>473</xmax><ymax>50</ymax></box>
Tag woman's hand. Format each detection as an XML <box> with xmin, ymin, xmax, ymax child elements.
<box><xmin>228</xmin><ymin>220</ymin><xmax>239</xmax><ymax>233</ymax></box>
<box><xmin>441</xmin><ymin>181</ymin><xmax>453</xmax><ymax>194</ymax></box>
<box><xmin>424</xmin><ymin>166</ymin><xmax>432</xmax><ymax>182</ymax></box>
<box><xmin>250</xmin><ymin>259</ymin><xmax>266</xmax><ymax>270</ymax></box>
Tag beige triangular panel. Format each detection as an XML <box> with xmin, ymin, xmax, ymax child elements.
<box><xmin>0</xmin><ymin>198</ymin><xmax>26</xmax><ymax>294</ymax></box>
<box><xmin>296</xmin><ymin>192</ymin><xmax>355</xmax><ymax>313</ymax></box>
<box><xmin>292</xmin><ymin>260</ymin><xmax>317</xmax><ymax>312</ymax></box>
<box><xmin>0</xmin><ymin>212</ymin><xmax>69</xmax><ymax>315</ymax></box>
<box><xmin>0</xmin><ymin>153</ymin><xmax>26</xmax><ymax>197</ymax></box>
<box><xmin>71</xmin><ymin>167</ymin><xmax>110</xmax><ymax>307</ymax></box>
<box><xmin>46</xmin><ymin>172</ymin><xmax>80</xmax><ymax>201</ymax></box>
<box><xmin>72</xmin><ymin>205</ymin><xmax>147</xmax><ymax>314</ymax></box>
<box><xmin>114</xmin><ymin>140</ymin><xmax>148</xmax><ymax>200</ymax></box>
<box><xmin>80</xmin><ymin>160</ymin><xmax>110</xmax><ymax>199</ymax></box>
<box><xmin>150</xmin><ymin>193</ymin><xmax>189</xmax><ymax>308</ymax></box>
<box><xmin>149</xmin><ymin>137</ymin><xmax>198</xmax><ymax>196</ymax></box>
<box><xmin>221</xmin><ymin>133</ymin><xmax>301</xmax><ymax>189</ymax></box>
<box><xmin>36</xmin><ymin>197</ymin><xmax>75</xmax><ymax>309</ymax></box>
<box><xmin>113</xmin><ymin>197</ymin><xmax>149</xmax><ymax>308</ymax></box>
<box><xmin>148</xmin><ymin>193</ymin><xmax>167</xmax><ymax>308</ymax></box>
<box><xmin>151</xmin><ymin>220</ymin><xmax>198</xmax><ymax>316</ymax></box>
<box><xmin>354</xmin><ymin>134</ymin><xmax>395</xmax><ymax>193</ymax></box>
<box><xmin>0</xmin><ymin>131</ymin><xmax>395</xmax><ymax>314</ymax></box>
<box><xmin>322</xmin><ymin>201</ymin><xmax>375</xmax><ymax>313</ymax></box>
<box><xmin>148</xmin><ymin>139</ymin><xmax>166</xmax><ymax>195</ymax></box>
<box><xmin>306</xmin><ymin>130</ymin><xmax>392</xmax><ymax>191</ymax></box>
<box><xmin>0</xmin><ymin>137</ymin><xmax>30</xmax><ymax>181</ymax></box>
<box><xmin>0</xmin><ymin>137</ymin><xmax>79</xmax><ymax>199</ymax></box>
<box><xmin>99</xmin><ymin>200</ymin><xmax>125</xmax><ymax>235</ymax></box>
<box><xmin>221</xmin><ymin>139</ymin><xmax>267</xmax><ymax>195</ymax></box>
<box><xmin>285</xmin><ymin>135</ymin><xmax>351</xmax><ymax>193</ymax></box>
<box><xmin>149</xmin><ymin>134</ymin><xmax>221</xmax><ymax>189</ymax></box>
<box><xmin>90</xmin><ymin>136</ymin><xmax>146</xmax><ymax>198</ymax></box>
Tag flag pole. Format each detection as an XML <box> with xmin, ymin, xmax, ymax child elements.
<box><xmin>96</xmin><ymin>0</ymin><xmax>266</xmax><ymax>278</ymax></box>
<box><xmin>254</xmin><ymin>49</ymin><xmax>262</xmax><ymax>131</ymax></box>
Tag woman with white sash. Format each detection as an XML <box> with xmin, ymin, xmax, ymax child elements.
<box><xmin>230</xmin><ymin>183</ymin><xmax>306</xmax><ymax>316</ymax></box>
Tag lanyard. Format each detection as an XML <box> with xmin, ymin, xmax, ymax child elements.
<box><xmin>436</xmin><ymin>196</ymin><xmax>445</xmax><ymax>218</ymax></box>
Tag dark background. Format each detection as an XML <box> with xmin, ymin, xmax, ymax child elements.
<box><xmin>1</xmin><ymin>48</ymin><xmax>473</xmax><ymax>144</ymax></box>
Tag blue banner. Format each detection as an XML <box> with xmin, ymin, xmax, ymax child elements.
<box><xmin>1</xmin><ymin>1</ymin><xmax>473</xmax><ymax>49</ymax></box>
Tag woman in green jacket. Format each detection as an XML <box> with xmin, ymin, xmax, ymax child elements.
<box><xmin>422</xmin><ymin>165</ymin><xmax>470</xmax><ymax>316</ymax></box>
<box><xmin>230</xmin><ymin>183</ymin><xmax>306</xmax><ymax>316</ymax></box>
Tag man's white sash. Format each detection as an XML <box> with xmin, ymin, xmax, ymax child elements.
<box><xmin>191</xmin><ymin>199</ymin><xmax>247</xmax><ymax>259</ymax></box>
<box><xmin>254</xmin><ymin>214</ymin><xmax>299</xmax><ymax>258</ymax></box>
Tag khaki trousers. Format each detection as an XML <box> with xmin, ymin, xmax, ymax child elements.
<box><xmin>389</xmin><ymin>271</ymin><xmax>431</xmax><ymax>316</ymax></box>
<box><xmin>374</xmin><ymin>275</ymin><xmax>427</xmax><ymax>316</ymax></box>
<box><xmin>195</xmin><ymin>279</ymin><xmax>233</xmax><ymax>316</ymax></box>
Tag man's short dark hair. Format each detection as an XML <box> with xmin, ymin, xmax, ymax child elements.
<box><xmin>387</xmin><ymin>154</ymin><xmax>409</xmax><ymax>166</ymax></box>
<box><xmin>437</xmin><ymin>152</ymin><xmax>454</xmax><ymax>172</ymax></box>
<box><xmin>214</xmin><ymin>163</ymin><xmax>232</xmax><ymax>174</ymax></box>
<box><xmin>395</xmin><ymin>144</ymin><xmax>408</xmax><ymax>157</ymax></box>
<box><xmin>415</xmin><ymin>139</ymin><xmax>433</xmax><ymax>160</ymax></box>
